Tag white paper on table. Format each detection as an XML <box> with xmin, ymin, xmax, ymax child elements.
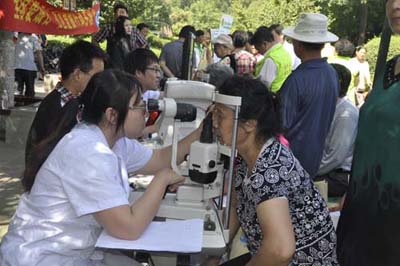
<box><xmin>95</xmin><ymin>219</ymin><xmax>204</xmax><ymax>253</ymax></box>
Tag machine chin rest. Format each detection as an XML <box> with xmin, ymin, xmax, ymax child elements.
<box><xmin>189</xmin><ymin>169</ymin><xmax>218</xmax><ymax>184</ymax></box>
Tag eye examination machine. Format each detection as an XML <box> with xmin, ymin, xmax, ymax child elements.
<box><xmin>129</xmin><ymin>79</ymin><xmax>242</xmax><ymax>265</ymax></box>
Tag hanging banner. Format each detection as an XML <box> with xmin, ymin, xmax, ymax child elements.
<box><xmin>0</xmin><ymin>0</ymin><xmax>100</xmax><ymax>35</ymax></box>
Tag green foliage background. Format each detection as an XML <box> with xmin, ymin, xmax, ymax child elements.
<box><xmin>45</xmin><ymin>0</ymin><xmax>390</xmax><ymax>70</ymax></box>
<box><xmin>365</xmin><ymin>35</ymin><xmax>400</xmax><ymax>77</ymax></box>
<box><xmin>46</xmin><ymin>0</ymin><xmax>386</xmax><ymax>42</ymax></box>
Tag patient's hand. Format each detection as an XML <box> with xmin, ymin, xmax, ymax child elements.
<box><xmin>156</xmin><ymin>168</ymin><xmax>185</xmax><ymax>189</ymax></box>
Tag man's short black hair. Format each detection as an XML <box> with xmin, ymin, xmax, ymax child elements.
<box><xmin>247</xmin><ymin>31</ymin><xmax>254</xmax><ymax>43</ymax></box>
<box><xmin>59</xmin><ymin>40</ymin><xmax>105</xmax><ymax>80</ymax></box>
<box><xmin>124</xmin><ymin>48</ymin><xmax>159</xmax><ymax>75</ymax></box>
<box><xmin>270</xmin><ymin>24</ymin><xmax>284</xmax><ymax>35</ymax></box>
<box><xmin>137</xmin><ymin>23</ymin><xmax>149</xmax><ymax>31</ymax></box>
<box><xmin>250</xmin><ymin>26</ymin><xmax>274</xmax><ymax>45</ymax></box>
<box><xmin>330</xmin><ymin>63</ymin><xmax>351</xmax><ymax>98</ymax></box>
<box><xmin>195</xmin><ymin>30</ymin><xmax>205</xmax><ymax>37</ymax></box>
<box><xmin>179</xmin><ymin>25</ymin><xmax>195</xmax><ymax>38</ymax></box>
<box><xmin>232</xmin><ymin>30</ymin><xmax>249</xmax><ymax>48</ymax></box>
<box><xmin>113</xmin><ymin>3</ymin><xmax>128</xmax><ymax>14</ymax></box>
<box><xmin>299</xmin><ymin>41</ymin><xmax>325</xmax><ymax>51</ymax></box>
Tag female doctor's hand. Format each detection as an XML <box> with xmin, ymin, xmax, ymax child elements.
<box><xmin>155</xmin><ymin>168</ymin><xmax>185</xmax><ymax>191</ymax></box>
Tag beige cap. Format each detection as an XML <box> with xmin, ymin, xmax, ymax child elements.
<box><xmin>212</xmin><ymin>34</ymin><xmax>234</xmax><ymax>49</ymax></box>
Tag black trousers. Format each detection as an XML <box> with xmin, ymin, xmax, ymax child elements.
<box><xmin>15</xmin><ymin>69</ymin><xmax>36</xmax><ymax>97</ymax></box>
<box><xmin>220</xmin><ymin>253</ymin><xmax>251</xmax><ymax>266</ymax></box>
<box><xmin>315</xmin><ymin>169</ymin><xmax>349</xmax><ymax>197</ymax></box>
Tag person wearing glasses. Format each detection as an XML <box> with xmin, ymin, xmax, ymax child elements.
<box><xmin>0</xmin><ymin>70</ymin><xmax>201</xmax><ymax>266</ymax></box>
<box><xmin>124</xmin><ymin>48</ymin><xmax>161</xmax><ymax>96</ymax></box>
<box><xmin>124</xmin><ymin>48</ymin><xmax>163</xmax><ymax>134</ymax></box>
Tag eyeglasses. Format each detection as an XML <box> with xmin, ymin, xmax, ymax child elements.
<box><xmin>146</xmin><ymin>67</ymin><xmax>162</xmax><ymax>73</ymax></box>
<box><xmin>129</xmin><ymin>103</ymin><xmax>147</xmax><ymax>112</ymax></box>
<box><xmin>129</xmin><ymin>103</ymin><xmax>149</xmax><ymax>119</ymax></box>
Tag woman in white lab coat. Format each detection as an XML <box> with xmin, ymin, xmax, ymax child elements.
<box><xmin>0</xmin><ymin>70</ymin><xmax>200</xmax><ymax>266</ymax></box>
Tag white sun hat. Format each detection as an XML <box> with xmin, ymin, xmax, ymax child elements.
<box><xmin>283</xmin><ymin>13</ymin><xmax>338</xmax><ymax>43</ymax></box>
<box><xmin>212</xmin><ymin>34</ymin><xmax>234</xmax><ymax>49</ymax></box>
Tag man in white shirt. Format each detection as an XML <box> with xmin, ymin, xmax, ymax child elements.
<box><xmin>124</xmin><ymin>48</ymin><xmax>163</xmax><ymax>135</ymax></box>
<box><xmin>317</xmin><ymin>63</ymin><xmax>359</xmax><ymax>197</ymax></box>
<box><xmin>14</xmin><ymin>33</ymin><xmax>44</xmax><ymax>97</ymax></box>
<box><xmin>124</xmin><ymin>48</ymin><xmax>161</xmax><ymax>93</ymax></box>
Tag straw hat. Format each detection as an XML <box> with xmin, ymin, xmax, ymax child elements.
<box><xmin>283</xmin><ymin>13</ymin><xmax>338</xmax><ymax>43</ymax></box>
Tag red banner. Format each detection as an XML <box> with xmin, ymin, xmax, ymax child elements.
<box><xmin>0</xmin><ymin>0</ymin><xmax>100</xmax><ymax>35</ymax></box>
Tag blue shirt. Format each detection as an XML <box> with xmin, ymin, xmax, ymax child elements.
<box><xmin>160</xmin><ymin>40</ymin><xmax>184</xmax><ymax>78</ymax></box>
<box><xmin>279</xmin><ymin>58</ymin><xmax>338</xmax><ymax>178</ymax></box>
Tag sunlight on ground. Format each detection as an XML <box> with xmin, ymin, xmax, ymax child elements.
<box><xmin>0</xmin><ymin>174</ymin><xmax>22</xmax><ymax>241</ymax></box>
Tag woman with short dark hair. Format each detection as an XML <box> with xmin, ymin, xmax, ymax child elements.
<box><xmin>212</xmin><ymin>76</ymin><xmax>338</xmax><ymax>265</ymax></box>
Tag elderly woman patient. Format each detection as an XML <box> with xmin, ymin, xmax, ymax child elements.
<box><xmin>212</xmin><ymin>76</ymin><xmax>338</xmax><ymax>266</ymax></box>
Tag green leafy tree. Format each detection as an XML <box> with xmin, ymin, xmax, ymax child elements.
<box><xmin>45</xmin><ymin>0</ymin><xmax>387</xmax><ymax>44</ymax></box>
<box><xmin>169</xmin><ymin>0</ymin><xmax>222</xmax><ymax>34</ymax></box>
<box><xmin>190</xmin><ymin>0</ymin><xmax>222</xmax><ymax>30</ymax></box>
<box><xmin>318</xmin><ymin>0</ymin><xmax>385</xmax><ymax>43</ymax></box>
<box><xmin>365</xmin><ymin>35</ymin><xmax>400</xmax><ymax>77</ymax></box>
<box><xmin>231</xmin><ymin>0</ymin><xmax>320</xmax><ymax>31</ymax></box>
<box><xmin>169</xmin><ymin>7</ymin><xmax>193</xmax><ymax>34</ymax></box>
<box><xmin>133</xmin><ymin>0</ymin><xmax>172</xmax><ymax>28</ymax></box>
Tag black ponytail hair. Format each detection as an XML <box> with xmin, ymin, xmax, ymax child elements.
<box><xmin>22</xmin><ymin>70</ymin><xmax>142</xmax><ymax>192</ymax></box>
<box><xmin>218</xmin><ymin>75</ymin><xmax>282</xmax><ymax>143</ymax></box>
<box><xmin>80</xmin><ymin>69</ymin><xmax>142</xmax><ymax>131</ymax></box>
<box><xmin>23</xmin><ymin>100</ymin><xmax>80</xmax><ymax>192</ymax></box>
<box><xmin>114</xmin><ymin>16</ymin><xmax>130</xmax><ymax>38</ymax></box>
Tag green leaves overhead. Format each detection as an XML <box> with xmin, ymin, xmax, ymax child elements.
<box><xmin>231</xmin><ymin>0</ymin><xmax>320</xmax><ymax>30</ymax></box>
<box><xmin>45</xmin><ymin>0</ymin><xmax>386</xmax><ymax>43</ymax></box>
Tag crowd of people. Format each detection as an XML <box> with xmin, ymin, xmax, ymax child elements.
<box><xmin>2</xmin><ymin>0</ymin><xmax>400</xmax><ymax>265</ymax></box>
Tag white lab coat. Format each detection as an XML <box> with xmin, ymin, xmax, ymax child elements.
<box><xmin>0</xmin><ymin>123</ymin><xmax>152</xmax><ymax>266</ymax></box>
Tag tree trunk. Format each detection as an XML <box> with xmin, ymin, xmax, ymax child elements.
<box><xmin>0</xmin><ymin>30</ymin><xmax>15</xmax><ymax>109</ymax></box>
<box><xmin>358</xmin><ymin>0</ymin><xmax>368</xmax><ymax>45</ymax></box>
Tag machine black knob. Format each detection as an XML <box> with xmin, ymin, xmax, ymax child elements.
<box><xmin>147</xmin><ymin>99</ymin><xmax>159</xmax><ymax>111</ymax></box>
<box><xmin>208</xmin><ymin>160</ymin><xmax>216</xmax><ymax>168</ymax></box>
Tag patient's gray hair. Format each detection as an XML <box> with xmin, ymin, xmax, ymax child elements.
<box><xmin>206</xmin><ymin>63</ymin><xmax>234</xmax><ymax>89</ymax></box>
